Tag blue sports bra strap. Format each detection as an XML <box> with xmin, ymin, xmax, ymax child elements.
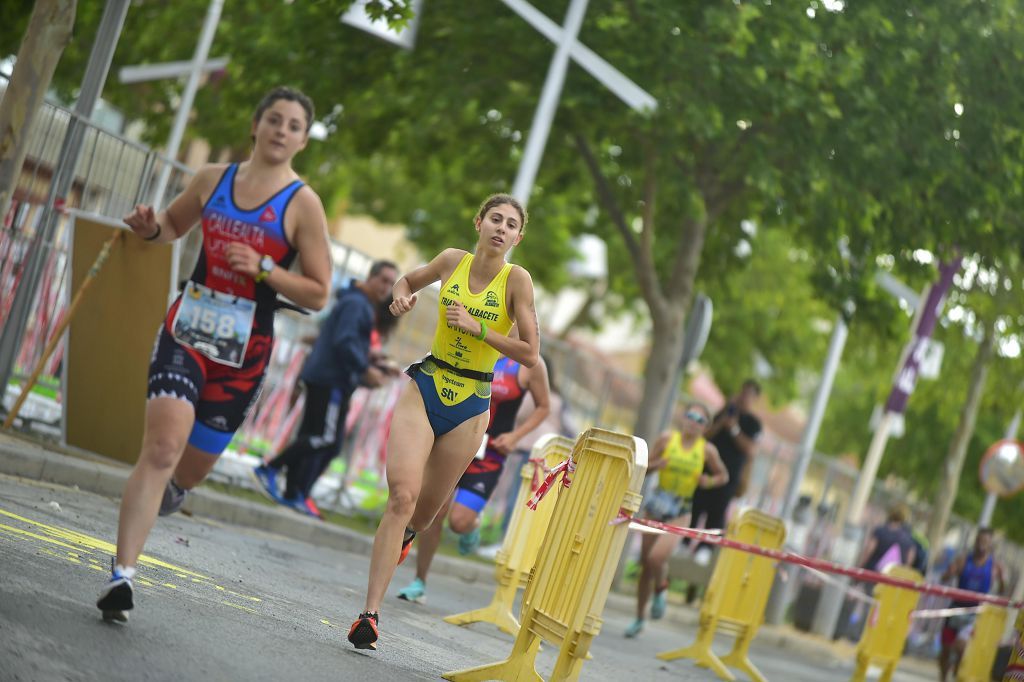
<box><xmin>223</xmin><ymin>162</ymin><xmax>239</xmax><ymax>187</ymax></box>
<box><xmin>281</xmin><ymin>179</ymin><xmax>304</xmax><ymax>200</ymax></box>
<box><xmin>274</xmin><ymin>179</ymin><xmax>305</xmax><ymax>216</ymax></box>
<box><xmin>211</xmin><ymin>163</ymin><xmax>237</xmax><ymax>199</ymax></box>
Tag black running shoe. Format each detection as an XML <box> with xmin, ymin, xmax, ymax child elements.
<box><xmin>348</xmin><ymin>611</ymin><xmax>379</xmax><ymax>650</ymax></box>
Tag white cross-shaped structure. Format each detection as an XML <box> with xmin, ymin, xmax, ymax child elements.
<box><xmin>501</xmin><ymin>0</ymin><xmax>657</xmax><ymax>206</ymax></box>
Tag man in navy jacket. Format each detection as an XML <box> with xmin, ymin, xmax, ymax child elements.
<box><xmin>253</xmin><ymin>260</ymin><xmax>398</xmax><ymax>514</ymax></box>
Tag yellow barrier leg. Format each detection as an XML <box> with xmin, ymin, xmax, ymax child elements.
<box><xmin>849</xmin><ymin>654</ymin><xmax>869</xmax><ymax>682</ymax></box>
<box><xmin>720</xmin><ymin>628</ymin><xmax>767</xmax><ymax>682</ymax></box>
<box><xmin>548</xmin><ymin>627</ymin><xmax>596</xmax><ymax>681</ymax></box>
<box><xmin>444</xmin><ymin>577</ymin><xmax>521</xmax><ymax>637</ymax></box>
<box><xmin>852</xmin><ymin>566</ymin><xmax>922</xmax><ymax>682</ymax></box>
<box><xmin>958</xmin><ymin>605</ymin><xmax>1009</xmax><ymax>682</ymax></box>
<box><xmin>443</xmin><ymin>624</ymin><xmax>543</xmax><ymax>682</ymax></box>
<box><xmin>657</xmin><ymin>617</ymin><xmax>735</xmax><ymax>681</ymax></box>
<box><xmin>1003</xmin><ymin>609</ymin><xmax>1024</xmax><ymax>682</ymax></box>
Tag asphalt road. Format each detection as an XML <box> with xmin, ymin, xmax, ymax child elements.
<box><xmin>0</xmin><ymin>474</ymin><xmax>935</xmax><ymax>681</ymax></box>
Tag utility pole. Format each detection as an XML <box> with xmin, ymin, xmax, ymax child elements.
<box><xmin>811</xmin><ymin>257</ymin><xmax>962</xmax><ymax>639</ymax></box>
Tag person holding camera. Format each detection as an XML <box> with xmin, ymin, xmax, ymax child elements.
<box><xmin>251</xmin><ymin>260</ymin><xmax>399</xmax><ymax>515</ymax></box>
<box><xmin>687</xmin><ymin>379</ymin><xmax>762</xmax><ymax>567</ymax></box>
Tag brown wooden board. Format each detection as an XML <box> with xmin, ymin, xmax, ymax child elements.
<box><xmin>66</xmin><ymin>218</ymin><xmax>170</xmax><ymax>463</ymax></box>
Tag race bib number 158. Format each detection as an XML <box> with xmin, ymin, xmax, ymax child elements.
<box><xmin>171</xmin><ymin>281</ymin><xmax>255</xmax><ymax>368</ymax></box>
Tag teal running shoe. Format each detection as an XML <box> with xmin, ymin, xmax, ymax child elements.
<box><xmin>457</xmin><ymin>527</ymin><xmax>481</xmax><ymax>556</ymax></box>
<box><xmin>650</xmin><ymin>588</ymin><xmax>668</xmax><ymax>620</ymax></box>
<box><xmin>624</xmin><ymin>617</ymin><xmax>644</xmax><ymax>638</ymax></box>
<box><xmin>397</xmin><ymin>577</ymin><xmax>426</xmax><ymax>603</ymax></box>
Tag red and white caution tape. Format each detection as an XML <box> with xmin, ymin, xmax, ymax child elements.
<box><xmin>620</xmin><ymin>512</ymin><xmax>1023</xmax><ymax>610</ymax></box>
<box><xmin>526</xmin><ymin>453</ymin><xmax>575</xmax><ymax>510</ymax></box>
<box><xmin>799</xmin><ymin>563</ymin><xmax>877</xmax><ymax>604</ymax></box>
<box><xmin>621</xmin><ymin>519</ymin><xmax>722</xmax><ymax>537</ymax></box>
<box><xmin>527</xmin><ymin>457</ymin><xmax>550</xmax><ymax>493</ymax></box>
<box><xmin>911</xmin><ymin>605</ymin><xmax>984</xmax><ymax>620</ymax></box>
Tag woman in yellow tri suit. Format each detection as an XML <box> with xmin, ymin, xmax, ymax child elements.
<box><xmin>349</xmin><ymin>194</ymin><xmax>539</xmax><ymax>650</ymax></box>
<box><xmin>625</xmin><ymin>402</ymin><xmax>728</xmax><ymax>638</ymax></box>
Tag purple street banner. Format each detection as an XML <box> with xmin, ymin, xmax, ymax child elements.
<box><xmin>884</xmin><ymin>256</ymin><xmax>964</xmax><ymax>415</ymax></box>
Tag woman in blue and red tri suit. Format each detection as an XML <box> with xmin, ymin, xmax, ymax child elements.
<box><xmin>96</xmin><ymin>87</ymin><xmax>332</xmax><ymax>623</ymax></box>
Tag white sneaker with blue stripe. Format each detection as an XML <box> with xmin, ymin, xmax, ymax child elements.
<box><xmin>97</xmin><ymin>562</ymin><xmax>135</xmax><ymax>623</ymax></box>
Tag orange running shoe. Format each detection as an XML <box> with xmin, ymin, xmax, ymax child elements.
<box><xmin>348</xmin><ymin>611</ymin><xmax>379</xmax><ymax>650</ymax></box>
<box><xmin>303</xmin><ymin>497</ymin><xmax>324</xmax><ymax>520</ymax></box>
<box><xmin>398</xmin><ymin>529</ymin><xmax>416</xmax><ymax>566</ymax></box>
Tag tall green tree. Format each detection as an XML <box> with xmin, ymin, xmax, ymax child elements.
<box><xmin>0</xmin><ymin>0</ymin><xmax>76</xmax><ymax>226</ymax></box>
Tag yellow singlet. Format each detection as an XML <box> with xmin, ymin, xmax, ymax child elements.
<box><xmin>425</xmin><ymin>253</ymin><xmax>515</xmax><ymax>406</ymax></box>
<box><xmin>657</xmin><ymin>432</ymin><xmax>706</xmax><ymax>500</ymax></box>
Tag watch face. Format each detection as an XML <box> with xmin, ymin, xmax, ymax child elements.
<box><xmin>260</xmin><ymin>255</ymin><xmax>274</xmax><ymax>272</ymax></box>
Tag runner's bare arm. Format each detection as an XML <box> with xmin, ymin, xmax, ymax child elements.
<box><xmin>700</xmin><ymin>443</ymin><xmax>729</xmax><ymax>488</ymax></box>
<box><xmin>256</xmin><ymin>186</ymin><xmax>332</xmax><ymax>311</ymax></box>
<box><xmin>941</xmin><ymin>555</ymin><xmax>965</xmax><ymax>582</ymax></box>
<box><xmin>491</xmin><ymin>359</ymin><xmax>551</xmax><ymax>454</ymax></box>
<box><xmin>478</xmin><ymin>266</ymin><xmax>539</xmax><ymax>367</ymax></box>
<box><xmin>390</xmin><ymin>248</ymin><xmax>465</xmax><ymax>316</ymax></box>
<box><xmin>123</xmin><ymin>164</ymin><xmax>224</xmax><ymax>243</ymax></box>
<box><xmin>995</xmin><ymin>560</ymin><xmax>1007</xmax><ymax>594</ymax></box>
<box><xmin>647</xmin><ymin>432</ymin><xmax>672</xmax><ymax>472</ymax></box>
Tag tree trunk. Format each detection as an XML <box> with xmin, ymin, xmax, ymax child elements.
<box><xmin>926</xmin><ymin>320</ymin><xmax>996</xmax><ymax>553</ymax></box>
<box><xmin>632</xmin><ymin>308</ymin><xmax>686</xmax><ymax>445</ymax></box>
<box><xmin>0</xmin><ymin>0</ymin><xmax>77</xmax><ymax>227</ymax></box>
<box><xmin>557</xmin><ymin>279</ymin><xmax>605</xmax><ymax>339</ymax></box>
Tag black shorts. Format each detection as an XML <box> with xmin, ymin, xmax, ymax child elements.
<box><xmin>454</xmin><ymin>448</ymin><xmax>506</xmax><ymax>513</ymax></box>
<box><xmin>147</xmin><ymin>322</ymin><xmax>272</xmax><ymax>455</ymax></box>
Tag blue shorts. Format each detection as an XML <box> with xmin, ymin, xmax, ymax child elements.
<box><xmin>454</xmin><ymin>448</ymin><xmax>505</xmax><ymax>512</ymax></box>
<box><xmin>410</xmin><ymin>366</ymin><xmax>490</xmax><ymax>437</ymax></box>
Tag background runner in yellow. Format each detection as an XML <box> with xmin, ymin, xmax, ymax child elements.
<box><xmin>657</xmin><ymin>431</ymin><xmax>706</xmax><ymax>500</ymax></box>
<box><xmin>626</xmin><ymin>403</ymin><xmax>729</xmax><ymax>638</ymax></box>
<box><xmin>428</xmin><ymin>253</ymin><xmax>514</xmax><ymax>406</ymax></box>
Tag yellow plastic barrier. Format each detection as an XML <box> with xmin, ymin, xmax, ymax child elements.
<box><xmin>850</xmin><ymin>565</ymin><xmax>924</xmax><ymax>682</ymax></box>
<box><xmin>444</xmin><ymin>434</ymin><xmax>575</xmax><ymax>636</ymax></box>
<box><xmin>958</xmin><ymin>604</ymin><xmax>1009</xmax><ymax>682</ymax></box>
<box><xmin>1004</xmin><ymin>609</ymin><xmax>1024</xmax><ymax>682</ymax></box>
<box><xmin>442</xmin><ymin>427</ymin><xmax>647</xmax><ymax>682</ymax></box>
<box><xmin>656</xmin><ymin>510</ymin><xmax>787</xmax><ymax>682</ymax></box>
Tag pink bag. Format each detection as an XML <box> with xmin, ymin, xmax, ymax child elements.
<box><xmin>875</xmin><ymin>542</ymin><xmax>903</xmax><ymax>572</ymax></box>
